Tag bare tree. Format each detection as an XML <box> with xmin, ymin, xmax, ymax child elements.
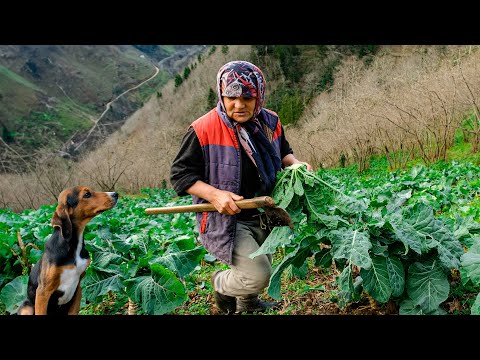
<box><xmin>77</xmin><ymin>140</ymin><xmax>134</xmax><ymax>191</ymax></box>
<box><xmin>458</xmin><ymin>63</ymin><xmax>480</xmax><ymax>152</ymax></box>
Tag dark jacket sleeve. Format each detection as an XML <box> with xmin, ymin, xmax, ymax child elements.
<box><xmin>280</xmin><ymin>124</ymin><xmax>294</xmax><ymax>159</ymax></box>
<box><xmin>170</xmin><ymin>127</ymin><xmax>205</xmax><ymax>196</ymax></box>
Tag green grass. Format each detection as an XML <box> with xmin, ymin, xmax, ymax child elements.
<box><xmin>448</xmin><ymin>141</ymin><xmax>480</xmax><ymax>165</ymax></box>
<box><xmin>161</xmin><ymin>45</ymin><xmax>176</xmax><ymax>55</ymax></box>
<box><xmin>0</xmin><ymin>65</ymin><xmax>42</xmax><ymax>91</ymax></box>
<box><xmin>137</xmin><ymin>70</ymin><xmax>170</xmax><ymax>102</ymax></box>
<box><xmin>56</xmin><ymin>101</ymin><xmax>96</xmax><ymax>132</ymax></box>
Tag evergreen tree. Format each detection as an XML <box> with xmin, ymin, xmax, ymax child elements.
<box><xmin>183</xmin><ymin>66</ymin><xmax>191</xmax><ymax>80</ymax></box>
<box><xmin>206</xmin><ymin>88</ymin><xmax>216</xmax><ymax>110</ymax></box>
<box><xmin>174</xmin><ymin>74</ymin><xmax>183</xmax><ymax>87</ymax></box>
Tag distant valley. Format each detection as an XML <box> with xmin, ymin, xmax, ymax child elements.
<box><xmin>0</xmin><ymin>45</ymin><xmax>206</xmax><ymax>171</ymax></box>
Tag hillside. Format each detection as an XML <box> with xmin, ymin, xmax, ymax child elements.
<box><xmin>0</xmin><ymin>45</ymin><xmax>205</xmax><ymax>171</ymax></box>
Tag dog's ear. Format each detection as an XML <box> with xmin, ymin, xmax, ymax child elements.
<box><xmin>52</xmin><ymin>202</ymin><xmax>72</xmax><ymax>240</ymax></box>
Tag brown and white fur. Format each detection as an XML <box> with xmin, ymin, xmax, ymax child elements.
<box><xmin>17</xmin><ymin>186</ymin><xmax>118</xmax><ymax>315</ymax></box>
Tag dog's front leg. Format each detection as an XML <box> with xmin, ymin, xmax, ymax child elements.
<box><xmin>35</xmin><ymin>266</ymin><xmax>61</xmax><ymax>315</ymax></box>
<box><xmin>35</xmin><ymin>286</ymin><xmax>56</xmax><ymax>315</ymax></box>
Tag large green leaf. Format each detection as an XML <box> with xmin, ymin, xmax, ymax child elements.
<box><xmin>370</xmin><ymin>239</ymin><xmax>388</xmax><ymax>256</ymax></box>
<box><xmin>304</xmin><ymin>185</ymin><xmax>330</xmax><ymax>222</ymax></box>
<box><xmin>283</xmin><ymin>195</ymin><xmax>305</xmax><ymax>224</ymax></box>
<box><xmin>399</xmin><ymin>299</ymin><xmax>425</xmax><ymax>314</ymax></box>
<box><xmin>316</xmin><ymin>214</ymin><xmax>349</xmax><ymax>229</ymax></box>
<box><xmin>249</xmin><ymin>226</ymin><xmax>293</xmax><ymax>259</ymax></box>
<box><xmin>337</xmin><ymin>265</ymin><xmax>354</xmax><ymax>307</ymax></box>
<box><xmin>314</xmin><ymin>248</ymin><xmax>332</xmax><ymax>268</ymax></box>
<box><xmin>150</xmin><ymin>246</ymin><xmax>206</xmax><ymax>278</ymax></box>
<box><xmin>291</xmin><ymin>260</ymin><xmax>309</xmax><ymax>279</ymax></box>
<box><xmin>0</xmin><ymin>233</ymin><xmax>18</xmax><ymax>257</ymax></box>
<box><xmin>0</xmin><ymin>275</ymin><xmax>28</xmax><ymax>314</ymax></box>
<box><xmin>127</xmin><ymin>233</ymin><xmax>151</xmax><ymax>256</ymax></box>
<box><xmin>471</xmin><ymin>293</ymin><xmax>480</xmax><ymax>315</ymax></box>
<box><xmin>82</xmin><ymin>268</ymin><xmax>124</xmax><ymax>302</ymax></box>
<box><xmin>267</xmin><ymin>236</ymin><xmax>317</xmax><ymax>300</ymax></box>
<box><xmin>385</xmin><ymin>189</ymin><xmax>412</xmax><ymax>212</ymax></box>
<box><xmin>367</xmin><ymin>209</ymin><xmax>386</xmax><ymax>230</ymax></box>
<box><xmin>460</xmin><ymin>240</ymin><xmax>480</xmax><ymax>287</ymax></box>
<box><xmin>28</xmin><ymin>248</ymin><xmax>43</xmax><ymax>265</ymax></box>
<box><xmin>433</xmin><ymin>219</ymin><xmax>463</xmax><ymax>270</ymax></box>
<box><xmin>293</xmin><ymin>172</ymin><xmax>305</xmax><ymax>196</ymax></box>
<box><xmin>0</xmin><ymin>210</ymin><xmax>25</xmax><ymax>228</ymax></box>
<box><xmin>33</xmin><ymin>224</ymin><xmax>53</xmax><ymax>242</ymax></box>
<box><xmin>360</xmin><ymin>255</ymin><xmax>392</xmax><ymax>303</ymax></box>
<box><xmin>330</xmin><ymin>227</ymin><xmax>372</xmax><ymax>269</ymax></box>
<box><xmin>274</xmin><ymin>180</ymin><xmax>295</xmax><ymax>209</ymax></box>
<box><xmin>399</xmin><ymin>299</ymin><xmax>447</xmax><ymax>315</ymax></box>
<box><xmin>92</xmin><ymin>251</ymin><xmax>124</xmax><ymax>268</ymax></box>
<box><xmin>110</xmin><ymin>234</ymin><xmax>135</xmax><ymax>253</ymax></box>
<box><xmin>389</xmin><ymin>203</ymin><xmax>439</xmax><ymax>255</ymax></box>
<box><xmin>453</xmin><ymin>214</ymin><xmax>480</xmax><ymax>245</ymax></box>
<box><xmin>386</xmin><ymin>256</ymin><xmax>405</xmax><ymax>297</ymax></box>
<box><xmin>125</xmin><ymin>263</ymin><xmax>186</xmax><ymax>315</ymax></box>
<box><xmin>336</xmin><ymin>193</ymin><xmax>369</xmax><ymax>216</ymax></box>
<box><xmin>407</xmin><ymin>259</ymin><xmax>449</xmax><ymax>313</ymax></box>
<box><xmin>166</xmin><ymin>235</ymin><xmax>196</xmax><ymax>251</ymax></box>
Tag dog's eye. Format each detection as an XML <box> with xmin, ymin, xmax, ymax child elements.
<box><xmin>84</xmin><ymin>192</ymin><xmax>92</xmax><ymax>198</ymax></box>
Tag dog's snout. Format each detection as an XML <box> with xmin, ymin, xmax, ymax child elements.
<box><xmin>107</xmin><ymin>191</ymin><xmax>119</xmax><ymax>203</ymax></box>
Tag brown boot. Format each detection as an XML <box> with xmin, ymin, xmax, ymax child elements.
<box><xmin>235</xmin><ymin>295</ymin><xmax>281</xmax><ymax>314</ymax></box>
<box><xmin>211</xmin><ymin>270</ymin><xmax>236</xmax><ymax>315</ymax></box>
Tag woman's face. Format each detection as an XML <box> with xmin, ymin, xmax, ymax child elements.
<box><xmin>222</xmin><ymin>96</ymin><xmax>256</xmax><ymax>123</ymax></box>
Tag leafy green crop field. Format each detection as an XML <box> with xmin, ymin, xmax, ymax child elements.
<box><xmin>1</xmin><ymin>159</ymin><xmax>480</xmax><ymax>315</ymax></box>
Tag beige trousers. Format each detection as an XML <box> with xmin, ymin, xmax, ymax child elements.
<box><xmin>213</xmin><ymin>218</ymin><xmax>272</xmax><ymax>299</ymax></box>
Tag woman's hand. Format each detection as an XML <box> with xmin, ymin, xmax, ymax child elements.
<box><xmin>282</xmin><ymin>154</ymin><xmax>313</xmax><ymax>172</ymax></box>
<box><xmin>210</xmin><ymin>190</ymin><xmax>244</xmax><ymax>215</ymax></box>
<box><xmin>187</xmin><ymin>181</ymin><xmax>244</xmax><ymax>215</ymax></box>
<box><xmin>296</xmin><ymin>161</ymin><xmax>313</xmax><ymax>172</ymax></box>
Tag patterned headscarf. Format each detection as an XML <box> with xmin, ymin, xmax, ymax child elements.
<box><xmin>216</xmin><ymin>60</ymin><xmax>266</xmax><ymax>120</ymax></box>
<box><xmin>215</xmin><ymin>61</ymin><xmax>280</xmax><ymax>195</ymax></box>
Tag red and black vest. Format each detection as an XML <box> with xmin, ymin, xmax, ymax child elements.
<box><xmin>190</xmin><ymin>107</ymin><xmax>283</xmax><ymax>264</ymax></box>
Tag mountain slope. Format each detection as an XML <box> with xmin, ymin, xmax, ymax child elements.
<box><xmin>0</xmin><ymin>45</ymin><xmax>203</xmax><ymax>170</ymax></box>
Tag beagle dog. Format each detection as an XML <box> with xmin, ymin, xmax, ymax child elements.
<box><xmin>17</xmin><ymin>186</ymin><xmax>118</xmax><ymax>315</ymax></box>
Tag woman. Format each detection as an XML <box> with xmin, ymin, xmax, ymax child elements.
<box><xmin>170</xmin><ymin>60</ymin><xmax>312</xmax><ymax>314</ymax></box>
